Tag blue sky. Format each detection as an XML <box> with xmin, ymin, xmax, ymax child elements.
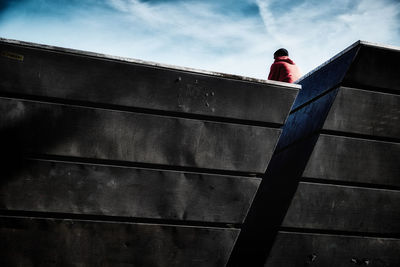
<box><xmin>1</xmin><ymin>0</ymin><xmax>399</xmax><ymax>79</ymax></box>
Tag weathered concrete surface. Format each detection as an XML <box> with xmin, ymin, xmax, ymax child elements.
<box><xmin>0</xmin><ymin>159</ymin><xmax>260</xmax><ymax>223</ymax></box>
<box><xmin>282</xmin><ymin>182</ymin><xmax>400</xmax><ymax>233</ymax></box>
<box><xmin>304</xmin><ymin>135</ymin><xmax>400</xmax><ymax>186</ymax></box>
<box><xmin>232</xmin><ymin>41</ymin><xmax>400</xmax><ymax>267</ymax></box>
<box><xmin>266</xmin><ymin>232</ymin><xmax>400</xmax><ymax>267</ymax></box>
<box><xmin>0</xmin><ymin>38</ymin><xmax>298</xmax><ymax>124</ymax></box>
<box><xmin>0</xmin><ymin>97</ymin><xmax>280</xmax><ymax>173</ymax></box>
<box><xmin>323</xmin><ymin>87</ymin><xmax>400</xmax><ymax>138</ymax></box>
<box><xmin>5</xmin><ymin>37</ymin><xmax>399</xmax><ymax>267</ymax></box>
<box><xmin>0</xmin><ymin>216</ymin><xmax>239</xmax><ymax>267</ymax></box>
<box><xmin>0</xmin><ymin>38</ymin><xmax>300</xmax><ymax>267</ymax></box>
<box><xmin>343</xmin><ymin>43</ymin><xmax>400</xmax><ymax>93</ymax></box>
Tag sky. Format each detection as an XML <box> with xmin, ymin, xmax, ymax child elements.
<box><xmin>0</xmin><ymin>0</ymin><xmax>399</xmax><ymax>79</ymax></box>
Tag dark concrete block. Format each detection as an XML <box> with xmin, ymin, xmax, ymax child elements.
<box><xmin>295</xmin><ymin>41</ymin><xmax>400</xmax><ymax>111</ymax></box>
<box><xmin>0</xmin><ymin>216</ymin><xmax>239</xmax><ymax>267</ymax></box>
<box><xmin>0</xmin><ymin>159</ymin><xmax>260</xmax><ymax>223</ymax></box>
<box><xmin>323</xmin><ymin>87</ymin><xmax>400</xmax><ymax>138</ymax></box>
<box><xmin>343</xmin><ymin>44</ymin><xmax>400</xmax><ymax>93</ymax></box>
<box><xmin>0</xmin><ymin>39</ymin><xmax>298</xmax><ymax>124</ymax></box>
<box><xmin>265</xmin><ymin>231</ymin><xmax>400</xmax><ymax>267</ymax></box>
<box><xmin>282</xmin><ymin>182</ymin><xmax>400</xmax><ymax>234</ymax></box>
<box><xmin>0</xmin><ymin>98</ymin><xmax>280</xmax><ymax>173</ymax></box>
<box><xmin>304</xmin><ymin>134</ymin><xmax>400</xmax><ymax>187</ymax></box>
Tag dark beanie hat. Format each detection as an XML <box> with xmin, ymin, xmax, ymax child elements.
<box><xmin>274</xmin><ymin>48</ymin><xmax>289</xmax><ymax>58</ymax></box>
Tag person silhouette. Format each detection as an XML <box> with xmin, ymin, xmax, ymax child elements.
<box><xmin>268</xmin><ymin>48</ymin><xmax>301</xmax><ymax>83</ymax></box>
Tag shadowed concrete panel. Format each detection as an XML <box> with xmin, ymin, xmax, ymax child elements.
<box><xmin>0</xmin><ymin>98</ymin><xmax>280</xmax><ymax>173</ymax></box>
<box><xmin>0</xmin><ymin>40</ymin><xmax>298</xmax><ymax>124</ymax></box>
<box><xmin>265</xmin><ymin>232</ymin><xmax>400</xmax><ymax>267</ymax></box>
<box><xmin>324</xmin><ymin>87</ymin><xmax>400</xmax><ymax>138</ymax></box>
<box><xmin>304</xmin><ymin>135</ymin><xmax>400</xmax><ymax>187</ymax></box>
<box><xmin>0</xmin><ymin>216</ymin><xmax>239</xmax><ymax>267</ymax></box>
<box><xmin>343</xmin><ymin>45</ymin><xmax>400</xmax><ymax>92</ymax></box>
<box><xmin>282</xmin><ymin>182</ymin><xmax>400</xmax><ymax>234</ymax></box>
<box><xmin>0</xmin><ymin>159</ymin><xmax>260</xmax><ymax>223</ymax></box>
<box><xmin>293</xmin><ymin>46</ymin><xmax>359</xmax><ymax>110</ymax></box>
<box><xmin>227</xmin><ymin>134</ymin><xmax>321</xmax><ymax>267</ymax></box>
<box><xmin>276</xmin><ymin>89</ymin><xmax>339</xmax><ymax>150</ymax></box>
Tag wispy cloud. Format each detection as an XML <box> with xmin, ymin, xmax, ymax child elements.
<box><xmin>255</xmin><ymin>0</ymin><xmax>400</xmax><ymax>75</ymax></box>
<box><xmin>0</xmin><ymin>0</ymin><xmax>399</xmax><ymax>79</ymax></box>
<box><xmin>103</xmin><ymin>0</ymin><xmax>270</xmax><ymax>66</ymax></box>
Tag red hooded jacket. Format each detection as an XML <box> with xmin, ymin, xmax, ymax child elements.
<box><xmin>268</xmin><ymin>56</ymin><xmax>301</xmax><ymax>83</ymax></box>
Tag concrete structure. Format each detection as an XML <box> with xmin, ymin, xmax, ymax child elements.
<box><xmin>1</xmin><ymin>38</ymin><xmax>399</xmax><ymax>266</ymax></box>
<box><xmin>229</xmin><ymin>41</ymin><xmax>400</xmax><ymax>266</ymax></box>
<box><xmin>0</xmin><ymin>38</ymin><xmax>298</xmax><ymax>266</ymax></box>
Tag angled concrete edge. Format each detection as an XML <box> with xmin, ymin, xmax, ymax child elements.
<box><xmin>296</xmin><ymin>40</ymin><xmax>400</xmax><ymax>84</ymax></box>
<box><xmin>0</xmin><ymin>37</ymin><xmax>300</xmax><ymax>89</ymax></box>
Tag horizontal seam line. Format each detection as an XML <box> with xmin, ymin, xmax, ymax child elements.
<box><xmin>279</xmin><ymin>226</ymin><xmax>400</xmax><ymax>239</ymax></box>
<box><xmin>0</xmin><ymin>210</ymin><xmax>242</xmax><ymax>229</ymax></box>
<box><xmin>300</xmin><ymin>177</ymin><xmax>400</xmax><ymax>192</ymax></box>
<box><xmin>342</xmin><ymin>82</ymin><xmax>400</xmax><ymax>96</ymax></box>
<box><xmin>26</xmin><ymin>154</ymin><xmax>264</xmax><ymax>178</ymax></box>
<box><xmin>320</xmin><ymin>129</ymin><xmax>400</xmax><ymax>144</ymax></box>
<box><xmin>0</xmin><ymin>93</ymin><xmax>284</xmax><ymax>128</ymax></box>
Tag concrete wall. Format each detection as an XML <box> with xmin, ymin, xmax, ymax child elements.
<box><xmin>267</xmin><ymin>42</ymin><xmax>400</xmax><ymax>267</ymax></box>
<box><xmin>0</xmin><ymin>38</ymin><xmax>299</xmax><ymax>266</ymax></box>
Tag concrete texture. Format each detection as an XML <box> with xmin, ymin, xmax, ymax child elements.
<box><xmin>0</xmin><ymin>38</ymin><xmax>299</xmax><ymax>266</ymax></box>
<box><xmin>232</xmin><ymin>41</ymin><xmax>400</xmax><ymax>267</ymax></box>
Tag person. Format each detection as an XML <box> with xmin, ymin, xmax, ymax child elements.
<box><xmin>268</xmin><ymin>48</ymin><xmax>301</xmax><ymax>83</ymax></box>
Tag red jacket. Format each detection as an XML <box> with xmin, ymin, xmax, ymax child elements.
<box><xmin>268</xmin><ymin>56</ymin><xmax>301</xmax><ymax>83</ymax></box>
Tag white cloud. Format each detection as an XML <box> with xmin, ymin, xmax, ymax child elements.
<box><xmin>255</xmin><ymin>0</ymin><xmax>400</xmax><ymax>76</ymax></box>
<box><xmin>102</xmin><ymin>0</ymin><xmax>275</xmax><ymax>77</ymax></box>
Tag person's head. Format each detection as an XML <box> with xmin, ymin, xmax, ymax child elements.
<box><xmin>274</xmin><ymin>48</ymin><xmax>288</xmax><ymax>58</ymax></box>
